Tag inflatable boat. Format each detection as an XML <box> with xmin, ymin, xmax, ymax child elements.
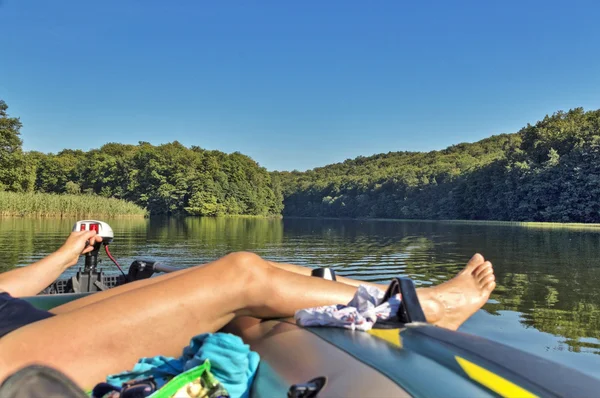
<box><xmin>24</xmin><ymin>278</ymin><xmax>600</xmax><ymax>397</ymax></box>
<box><xmin>17</xmin><ymin>221</ymin><xmax>600</xmax><ymax>396</ymax></box>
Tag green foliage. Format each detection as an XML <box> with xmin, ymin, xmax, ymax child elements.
<box><xmin>0</xmin><ymin>191</ymin><xmax>146</xmax><ymax>217</ymax></box>
<box><xmin>3</xmin><ymin>97</ymin><xmax>600</xmax><ymax>222</ymax></box>
<box><xmin>277</xmin><ymin>108</ymin><xmax>600</xmax><ymax>223</ymax></box>
<box><xmin>0</xmin><ymin>101</ymin><xmax>35</xmax><ymax>192</ymax></box>
<box><xmin>26</xmin><ymin>141</ymin><xmax>283</xmax><ymax>216</ymax></box>
<box><xmin>0</xmin><ymin>101</ymin><xmax>283</xmax><ymax>217</ymax></box>
<box><xmin>65</xmin><ymin>181</ymin><xmax>81</xmax><ymax>195</ymax></box>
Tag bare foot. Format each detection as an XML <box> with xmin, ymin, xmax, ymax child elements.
<box><xmin>417</xmin><ymin>254</ymin><xmax>496</xmax><ymax>330</ymax></box>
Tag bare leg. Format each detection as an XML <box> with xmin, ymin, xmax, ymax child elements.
<box><xmin>52</xmin><ymin>258</ymin><xmax>383</xmax><ymax>314</ymax></box>
<box><xmin>0</xmin><ymin>252</ymin><xmax>495</xmax><ymax>389</ymax></box>
<box><xmin>0</xmin><ymin>252</ymin><xmax>359</xmax><ymax>388</ymax></box>
<box><xmin>416</xmin><ymin>253</ymin><xmax>496</xmax><ymax>330</ymax></box>
<box><xmin>50</xmin><ymin>267</ymin><xmax>197</xmax><ymax>314</ymax></box>
<box><xmin>54</xmin><ymin>253</ymin><xmax>495</xmax><ymax>329</ymax></box>
<box><xmin>270</xmin><ymin>256</ymin><xmax>496</xmax><ymax>330</ymax></box>
<box><xmin>266</xmin><ymin>260</ymin><xmax>388</xmax><ymax>290</ymax></box>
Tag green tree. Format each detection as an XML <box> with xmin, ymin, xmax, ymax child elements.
<box><xmin>0</xmin><ymin>100</ymin><xmax>32</xmax><ymax>191</ymax></box>
<box><xmin>276</xmin><ymin>108</ymin><xmax>600</xmax><ymax>223</ymax></box>
<box><xmin>65</xmin><ymin>181</ymin><xmax>81</xmax><ymax>195</ymax></box>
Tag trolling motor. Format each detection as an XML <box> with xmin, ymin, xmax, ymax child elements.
<box><xmin>43</xmin><ymin>220</ymin><xmax>179</xmax><ymax>294</ymax></box>
<box><xmin>75</xmin><ymin>220</ymin><xmax>114</xmax><ymax>272</ymax></box>
<box><xmin>70</xmin><ymin>220</ymin><xmax>119</xmax><ymax>293</ymax></box>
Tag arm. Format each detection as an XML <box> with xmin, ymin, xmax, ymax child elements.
<box><xmin>0</xmin><ymin>231</ymin><xmax>103</xmax><ymax>297</ymax></box>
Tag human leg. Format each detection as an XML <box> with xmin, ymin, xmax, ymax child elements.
<box><xmin>50</xmin><ymin>266</ymin><xmax>196</xmax><ymax>314</ymax></box>
<box><xmin>265</xmin><ymin>260</ymin><xmax>387</xmax><ymax>290</ymax></box>
<box><xmin>51</xmin><ymin>256</ymin><xmax>391</xmax><ymax>314</ymax></box>
<box><xmin>267</xmin><ymin>254</ymin><xmax>496</xmax><ymax>328</ymax></box>
<box><xmin>0</xmin><ymin>252</ymin><xmax>495</xmax><ymax>388</ymax></box>
<box><xmin>50</xmin><ymin>257</ymin><xmax>375</xmax><ymax>314</ymax></box>
<box><xmin>54</xmin><ymin>253</ymin><xmax>495</xmax><ymax>329</ymax></box>
<box><xmin>0</xmin><ymin>252</ymin><xmax>357</xmax><ymax>387</ymax></box>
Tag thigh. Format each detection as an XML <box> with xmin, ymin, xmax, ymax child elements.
<box><xmin>51</xmin><ymin>267</ymin><xmax>197</xmax><ymax>314</ymax></box>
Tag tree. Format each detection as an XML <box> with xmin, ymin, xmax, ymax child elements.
<box><xmin>65</xmin><ymin>181</ymin><xmax>81</xmax><ymax>195</ymax></box>
<box><xmin>276</xmin><ymin>108</ymin><xmax>600</xmax><ymax>222</ymax></box>
<box><xmin>0</xmin><ymin>100</ymin><xmax>31</xmax><ymax>191</ymax></box>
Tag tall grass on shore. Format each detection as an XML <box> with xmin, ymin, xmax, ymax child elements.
<box><xmin>0</xmin><ymin>192</ymin><xmax>147</xmax><ymax>217</ymax></box>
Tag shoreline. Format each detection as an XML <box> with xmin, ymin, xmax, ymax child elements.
<box><xmin>282</xmin><ymin>216</ymin><xmax>600</xmax><ymax>229</ymax></box>
<box><xmin>5</xmin><ymin>212</ymin><xmax>600</xmax><ymax>229</ymax></box>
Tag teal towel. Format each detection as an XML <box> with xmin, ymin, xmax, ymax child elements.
<box><xmin>106</xmin><ymin>333</ymin><xmax>259</xmax><ymax>398</ymax></box>
<box><xmin>182</xmin><ymin>333</ymin><xmax>260</xmax><ymax>398</ymax></box>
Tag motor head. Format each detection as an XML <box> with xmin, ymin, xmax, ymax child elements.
<box><xmin>72</xmin><ymin>220</ymin><xmax>114</xmax><ymax>271</ymax></box>
<box><xmin>72</xmin><ymin>220</ymin><xmax>114</xmax><ymax>244</ymax></box>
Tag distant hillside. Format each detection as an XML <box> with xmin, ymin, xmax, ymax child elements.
<box><xmin>275</xmin><ymin>108</ymin><xmax>600</xmax><ymax>222</ymax></box>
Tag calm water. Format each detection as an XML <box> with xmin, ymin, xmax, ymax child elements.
<box><xmin>1</xmin><ymin>217</ymin><xmax>600</xmax><ymax>379</ymax></box>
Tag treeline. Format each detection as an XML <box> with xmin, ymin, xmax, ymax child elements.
<box><xmin>276</xmin><ymin>108</ymin><xmax>600</xmax><ymax>223</ymax></box>
<box><xmin>4</xmin><ymin>97</ymin><xmax>600</xmax><ymax>222</ymax></box>
<box><xmin>0</xmin><ymin>100</ymin><xmax>283</xmax><ymax>216</ymax></box>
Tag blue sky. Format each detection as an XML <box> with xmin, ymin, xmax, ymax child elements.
<box><xmin>1</xmin><ymin>1</ymin><xmax>599</xmax><ymax>171</ymax></box>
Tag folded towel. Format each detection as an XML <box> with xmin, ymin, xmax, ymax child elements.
<box><xmin>180</xmin><ymin>333</ymin><xmax>260</xmax><ymax>398</ymax></box>
<box><xmin>106</xmin><ymin>333</ymin><xmax>259</xmax><ymax>398</ymax></box>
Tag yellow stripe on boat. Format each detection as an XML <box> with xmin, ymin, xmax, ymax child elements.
<box><xmin>367</xmin><ymin>329</ymin><xmax>402</xmax><ymax>347</ymax></box>
<box><xmin>455</xmin><ymin>356</ymin><xmax>538</xmax><ymax>398</ymax></box>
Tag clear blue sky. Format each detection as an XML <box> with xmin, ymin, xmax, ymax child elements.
<box><xmin>1</xmin><ymin>1</ymin><xmax>599</xmax><ymax>171</ymax></box>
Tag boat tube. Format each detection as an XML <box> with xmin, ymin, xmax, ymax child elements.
<box><xmin>22</xmin><ymin>276</ymin><xmax>600</xmax><ymax>397</ymax></box>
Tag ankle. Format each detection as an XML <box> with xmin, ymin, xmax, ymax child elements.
<box><xmin>417</xmin><ymin>288</ymin><xmax>443</xmax><ymax>323</ymax></box>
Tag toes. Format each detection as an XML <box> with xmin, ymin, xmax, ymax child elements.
<box><xmin>466</xmin><ymin>253</ymin><xmax>485</xmax><ymax>270</ymax></box>
<box><xmin>472</xmin><ymin>261</ymin><xmax>494</xmax><ymax>280</ymax></box>
<box><xmin>480</xmin><ymin>274</ymin><xmax>496</xmax><ymax>289</ymax></box>
<box><xmin>474</xmin><ymin>261</ymin><xmax>491</xmax><ymax>276</ymax></box>
<box><xmin>476</xmin><ymin>262</ymin><xmax>493</xmax><ymax>280</ymax></box>
<box><xmin>477</xmin><ymin>268</ymin><xmax>494</xmax><ymax>284</ymax></box>
<box><xmin>484</xmin><ymin>280</ymin><xmax>496</xmax><ymax>292</ymax></box>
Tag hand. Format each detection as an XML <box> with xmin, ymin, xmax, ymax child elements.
<box><xmin>56</xmin><ymin>231</ymin><xmax>104</xmax><ymax>268</ymax></box>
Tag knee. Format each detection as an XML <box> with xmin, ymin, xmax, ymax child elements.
<box><xmin>223</xmin><ymin>251</ymin><xmax>266</xmax><ymax>268</ymax></box>
<box><xmin>221</xmin><ymin>251</ymin><xmax>270</xmax><ymax>281</ymax></box>
<box><xmin>219</xmin><ymin>252</ymin><xmax>272</xmax><ymax>304</ymax></box>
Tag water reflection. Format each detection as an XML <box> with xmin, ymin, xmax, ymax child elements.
<box><xmin>1</xmin><ymin>217</ymin><xmax>599</xmax><ymax>375</ymax></box>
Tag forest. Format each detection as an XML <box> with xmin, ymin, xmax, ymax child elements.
<box><xmin>2</xmin><ymin>99</ymin><xmax>600</xmax><ymax>222</ymax></box>
<box><xmin>0</xmin><ymin>100</ymin><xmax>283</xmax><ymax>216</ymax></box>
<box><xmin>276</xmin><ymin>108</ymin><xmax>600</xmax><ymax>223</ymax></box>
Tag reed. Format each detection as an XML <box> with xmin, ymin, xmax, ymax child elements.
<box><xmin>0</xmin><ymin>192</ymin><xmax>147</xmax><ymax>217</ymax></box>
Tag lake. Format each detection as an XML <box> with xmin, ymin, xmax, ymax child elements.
<box><xmin>1</xmin><ymin>216</ymin><xmax>599</xmax><ymax>379</ymax></box>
